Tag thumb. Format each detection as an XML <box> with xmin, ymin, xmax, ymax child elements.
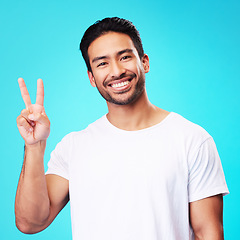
<box><xmin>28</xmin><ymin>113</ymin><xmax>50</xmax><ymax>126</ymax></box>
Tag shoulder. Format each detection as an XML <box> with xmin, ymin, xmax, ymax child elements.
<box><xmin>170</xmin><ymin>112</ymin><xmax>210</xmax><ymax>136</ymax></box>
<box><xmin>58</xmin><ymin>115</ymin><xmax>107</xmax><ymax>144</ymax></box>
<box><xmin>165</xmin><ymin>112</ymin><xmax>212</xmax><ymax>148</ymax></box>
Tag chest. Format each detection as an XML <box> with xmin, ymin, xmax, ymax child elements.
<box><xmin>69</xmin><ymin>133</ymin><xmax>188</xmax><ymax>195</ymax></box>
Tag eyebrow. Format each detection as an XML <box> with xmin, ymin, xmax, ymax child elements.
<box><xmin>92</xmin><ymin>55</ymin><xmax>108</xmax><ymax>64</ymax></box>
<box><xmin>117</xmin><ymin>48</ymin><xmax>133</xmax><ymax>56</ymax></box>
<box><xmin>91</xmin><ymin>48</ymin><xmax>133</xmax><ymax>64</ymax></box>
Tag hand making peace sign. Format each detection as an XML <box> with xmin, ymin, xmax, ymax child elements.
<box><xmin>17</xmin><ymin>78</ymin><xmax>50</xmax><ymax>145</ymax></box>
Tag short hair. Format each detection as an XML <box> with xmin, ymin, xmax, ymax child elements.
<box><xmin>80</xmin><ymin>17</ymin><xmax>144</xmax><ymax>72</ymax></box>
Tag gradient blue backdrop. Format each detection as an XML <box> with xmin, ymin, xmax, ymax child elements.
<box><xmin>1</xmin><ymin>0</ymin><xmax>239</xmax><ymax>239</ymax></box>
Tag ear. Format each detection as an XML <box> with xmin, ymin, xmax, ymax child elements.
<box><xmin>141</xmin><ymin>54</ymin><xmax>150</xmax><ymax>73</ymax></box>
<box><xmin>87</xmin><ymin>71</ymin><xmax>96</xmax><ymax>87</ymax></box>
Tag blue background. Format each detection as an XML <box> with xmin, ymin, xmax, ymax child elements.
<box><xmin>1</xmin><ymin>0</ymin><xmax>239</xmax><ymax>239</ymax></box>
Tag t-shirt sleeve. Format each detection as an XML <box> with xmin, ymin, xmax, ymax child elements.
<box><xmin>188</xmin><ymin>137</ymin><xmax>229</xmax><ymax>202</ymax></box>
<box><xmin>45</xmin><ymin>135</ymin><xmax>71</xmax><ymax>180</ymax></box>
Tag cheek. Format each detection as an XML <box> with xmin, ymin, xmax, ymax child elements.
<box><xmin>92</xmin><ymin>70</ymin><xmax>109</xmax><ymax>84</ymax></box>
<box><xmin>92</xmin><ymin>68</ymin><xmax>106</xmax><ymax>78</ymax></box>
<box><xmin>125</xmin><ymin>61</ymin><xmax>140</xmax><ymax>74</ymax></box>
<box><xmin>134</xmin><ymin>64</ymin><xmax>143</xmax><ymax>76</ymax></box>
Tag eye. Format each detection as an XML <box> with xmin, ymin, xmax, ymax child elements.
<box><xmin>97</xmin><ymin>62</ymin><xmax>107</xmax><ymax>67</ymax></box>
<box><xmin>121</xmin><ymin>55</ymin><xmax>131</xmax><ymax>61</ymax></box>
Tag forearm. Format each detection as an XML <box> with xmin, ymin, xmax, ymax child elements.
<box><xmin>15</xmin><ymin>140</ymin><xmax>50</xmax><ymax>233</ymax></box>
<box><xmin>194</xmin><ymin>228</ymin><xmax>224</xmax><ymax>240</ymax></box>
<box><xmin>194</xmin><ymin>220</ymin><xmax>224</xmax><ymax>240</ymax></box>
<box><xmin>190</xmin><ymin>195</ymin><xmax>224</xmax><ymax>240</ymax></box>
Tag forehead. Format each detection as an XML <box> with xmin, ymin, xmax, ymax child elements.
<box><xmin>88</xmin><ymin>32</ymin><xmax>137</xmax><ymax>60</ymax></box>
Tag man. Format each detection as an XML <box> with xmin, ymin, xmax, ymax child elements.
<box><xmin>15</xmin><ymin>17</ymin><xmax>229</xmax><ymax>239</ymax></box>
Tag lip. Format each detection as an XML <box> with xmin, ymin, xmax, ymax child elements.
<box><xmin>111</xmin><ymin>81</ymin><xmax>131</xmax><ymax>92</ymax></box>
<box><xmin>105</xmin><ymin>76</ymin><xmax>130</xmax><ymax>85</ymax></box>
<box><xmin>106</xmin><ymin>76</ymin><xmax>134</xmax><ymax>92</ymax></box>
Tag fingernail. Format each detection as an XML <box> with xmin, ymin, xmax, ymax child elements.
<box><xmin>28</xmin><ymin>114</ymin><xmax>34</xmax><ymax>120</ymax></box>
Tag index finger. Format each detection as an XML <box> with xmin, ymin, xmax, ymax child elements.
<box><xmin>36</xmin><ymin>78</ymin><xmax>44</xmax><ymax>106</ymax></box>
<box><xmin>18</xmin><ymin>78</ymin><xmax>31</xmax><ymax>108</ymax></box>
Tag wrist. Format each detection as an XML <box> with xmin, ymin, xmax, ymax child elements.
<box><xmin>25</xmin><ymin>140</ymin><xmax>46</xmax><ymax>151</ymax></box>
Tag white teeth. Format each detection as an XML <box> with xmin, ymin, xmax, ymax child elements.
<box><xmin>111</xmin><ymin>81</ymin><xmax>130</xmax><ymax>88</ymax></box>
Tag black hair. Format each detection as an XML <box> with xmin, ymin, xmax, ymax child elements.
<box><xmin>80</xmin><ymin>17</ymin><xmax>144</xmax><ymax>72</ymax></box>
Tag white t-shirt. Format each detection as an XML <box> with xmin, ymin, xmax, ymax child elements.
<box><xmin>46</xmin><ymin>112</ymin><xmax>229</xmax><ymax>240</ymax></box>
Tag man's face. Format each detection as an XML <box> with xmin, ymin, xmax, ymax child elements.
<box><xmin>87</xmin><ymin>32</ymin><xmax>149</xmax><ymax>106</ymax></box>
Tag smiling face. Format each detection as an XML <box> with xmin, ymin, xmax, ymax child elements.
<box><xmin>87</xmin><ymin>31</ymin><xmax>149</xmax><ymax>106</ymax></box>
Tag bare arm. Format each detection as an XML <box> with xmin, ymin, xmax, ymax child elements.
<box><xmin>15</xmin><ymin>78</ymin><xmax>69</xmax><ymax>233</ymax></box>
<box><xmin>189</xmin><ymin>194</ymin><xmax>224</xmax><ymax>240</ymax></box>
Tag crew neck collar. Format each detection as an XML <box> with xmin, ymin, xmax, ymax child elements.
<box><xmin>102</xmin><ymin>112</ymin><xmax>174</xmax><ymax>134</ymax></box>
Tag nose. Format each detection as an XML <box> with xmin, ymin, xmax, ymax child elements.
<box><xmin>109</xmin><ymin>60</ymin><xmax>126</xmax><ymax>79</ymax></box>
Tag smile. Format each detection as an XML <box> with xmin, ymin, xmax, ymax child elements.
<box><xmin>111</xmin><ymin>80</ymin><xmax>130</xmax><ymax>88</ymax></box>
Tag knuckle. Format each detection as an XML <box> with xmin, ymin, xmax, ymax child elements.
<box><xmin>17</xmin><ymin>117</ymin><xmax>25</xmax><ymax>125</ymax></box>
<box><xmin>21</xmin><ymin>109</ymin><xmax>28</xmax><ymax>116</ymax></box>
<box><xmin>21</xmin><ymin>109</ymin><xmax>26</xmax><ymax>115</ymax></box>
<box><xmin>17</xmin><ymin>116</ymin><xmax>29</xmax><ymax>127</ymax></box>
<box><xmin>17</xmin><ymin>115</ymin><xmax>24</xmax><ymax>124</ymax></box>
<box><xmin>16</xmin><ymin>115</ymin><xmax>21</xmax><ymax>122</ymax></box>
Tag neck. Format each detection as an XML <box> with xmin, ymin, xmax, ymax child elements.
<box><xmin>106</xmin><ymin>90</ymin><xmax>169</xmax><ymax>131</ymax></box>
